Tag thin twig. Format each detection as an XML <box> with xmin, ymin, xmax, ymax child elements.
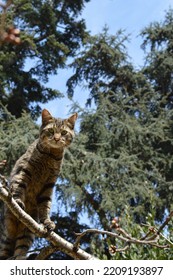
<box><xmin>157</xmin><ymin>211</ymin><xmax>173</xmax><ymax>234</ymax></box>
<box><xmin>140</xmin><ymin>211</ymin><xmax>173</xmax><ymax>243</ymax></box>
<box><xmin>74</xmin><ymin>228</ymin><xmax>168</xmax><ymax>251</ymax></box>
<box><xmin>74</xmin><ymin>211</ymin><xmax>173</xmax><ymax>253</ymax></box>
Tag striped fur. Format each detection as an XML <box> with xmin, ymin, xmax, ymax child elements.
<box><xmin>0</xmin><ymin>109</ymin><xmax>77</xmax><ymax>259</ymax></box>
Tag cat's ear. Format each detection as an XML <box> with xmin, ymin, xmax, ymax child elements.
<box><xmin>67</xmin><ymin>113</ymin><xmax>78</xmax><ymax>127</ymax></box>
<box><xmin>42</xmin><ymin>109</ymin><xmax>53</xmax><ymax>124</ymax></box>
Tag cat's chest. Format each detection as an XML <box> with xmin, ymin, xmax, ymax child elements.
<box><xmin>30</xmin><ymin>159</ymin><xmax>60</xmax><ymax>182</ymax></box>
<box><xmin>11</xmin><ymin>142</ymin><xmax>63</xmax><ymax>198</ymax></box>
<box><xmin>23</xmin><ymin>157</ymin><xmax>61</xmax><ymax>196</ymax></box>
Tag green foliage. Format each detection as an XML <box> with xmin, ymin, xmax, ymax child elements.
<box><xmin>0</xmin><ymin>103</ymin><xmax>38</xmax><ymax>176</ymax></box>
<box><xmin>0</xmin><ymin>0</ymin><xmax>89</xmax><ymax>118</ymax></box>
<box><xmin>0</xmin><ymin>103</ymin><xmax>38</xmax><ymax>238</ymax></box>
<box><xmin>58</xmin><ymin>9</ymin><xmax>173</xmax><ymax>259</ymax></box>
<box><xmin>0</xmin><ymin>4</ymin><xmax>173</xmax><ymax>260</ymax></box>
<box><xmin>109</xmin><ymin>207</ymin><xmax>173</xmax><ymax>260</ymax></box>
<box><xmin>141</xmin><ymin>8</ymin><xmax>173</xmax><ymax>109</ymax></box>
<box><xmin>61</xmin><ymin>95</ymin><xmax>173</xmax><ymax>225</ymax></box>
<box><xmin>67</xmin><ymin>28</ymin><xmax>133</xmax><ymax>103</ymax></box>
<box><xmin>87</xmin><ymin>206</ymin><xmax>172</xmax><ymax>260</ymax></box>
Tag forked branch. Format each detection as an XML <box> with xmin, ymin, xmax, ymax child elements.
<box><xmin>1</xmin><ymin>174</ymin><xmax>172</xmax><ymax>259</ymax></box>
<box><xmin>0</xmin><ymin>175</ymin><xmax>97</xmax><ymax>260</ymax></box>
<box><xmin>74</xmin><ymin>213</ymin><xmax>173</xmax><ymax>255</ymax></box>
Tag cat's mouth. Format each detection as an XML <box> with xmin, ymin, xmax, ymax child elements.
<box><xmin>49</xmin><ymin>138</ymin><xmax>66</xmax><ymax>148</ymax></box>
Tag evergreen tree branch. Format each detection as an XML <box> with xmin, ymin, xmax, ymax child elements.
<box><xmin>0</xmin><ymin>175</ymin><xmax>97</xmax><ymax>260</ymax></box>
<box><xmin>82</xmin><ymin>186</ymin><xmax>109</xmax><ymax>230</ymax></box>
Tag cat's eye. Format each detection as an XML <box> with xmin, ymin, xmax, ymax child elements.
<box><xmin>61</xmin><ymin>130</ymin><xmax>67</xmax><ymax>136</ymax></box>
<box><xmin>48</xmin><ymin>128</ymin><xmax>54</xmax><ymax>134</ymax></box>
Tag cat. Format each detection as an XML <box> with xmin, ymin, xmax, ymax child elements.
<box><xmin>0</xmin><ymin>109</ymin><xmax>77</xmax><ymax>259</ymax></box>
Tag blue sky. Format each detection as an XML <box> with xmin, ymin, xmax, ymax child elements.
<box><xmin>40</xmin><ymin>0</ymin><xmax>173</xmax><ymax>122</ymax></box>
<box><xmin>83</xmin><ymin>0</ymin><xmax>173</xmax><ymax>65</ymax></box>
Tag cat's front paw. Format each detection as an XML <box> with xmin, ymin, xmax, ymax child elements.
<box><xmin>14</xmin><ymin>198</ymin><xmax>25</xmax><ymax>210</ymax></box>
<box><xmin>43</xmin><ymin>219</ymin><xmax>55</xmax><ymax>231</ymax></box>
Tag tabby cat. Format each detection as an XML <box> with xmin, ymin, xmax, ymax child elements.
<box><xmin>0</xmin><ymin>109</ymin><xmax>77</xmax><ymax>259</ymax></box>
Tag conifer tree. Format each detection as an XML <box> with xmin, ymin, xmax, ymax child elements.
<box><xmin>0</xmin><ymin>4</ymin><xmax>172</xmax><ymax>259</ymax></box>
<box><xmin>59</xmin><ymin>15</ymin><xmax>173</xmax><ymax>258</ymax></box>
<box><xmin>0</xmin><ymin>103</ymin><xmax>38</xmax><ymax>236</ymax></box>
<box><xmin>0</xmin><ymin>0</ymin><xmax>89</xmax><ymax>118</ymax></box>
<box><xmin>0</xmin><ymin>103</ymin><xmax>38</xmax><ymax>175</ymax></box>
<box><xmin>141</xmin><ymin>8</ymin><xmax>173</xmax><ymax>109</ymax></box>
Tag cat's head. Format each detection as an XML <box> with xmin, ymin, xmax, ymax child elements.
<box><xmin>39</xmin><ymin>109</ymin><xmax>78</xmax><ymax>149</ymax></box>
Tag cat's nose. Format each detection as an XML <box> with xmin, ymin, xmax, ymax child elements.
<box><xmin>54</xmin><ymin>133</ymin><xmax>61</xmax><ymax>142</ymax></box>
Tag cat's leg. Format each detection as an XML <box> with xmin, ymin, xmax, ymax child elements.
<box><xmin>0</xmin><ymin>179</ymin><xmax>27</xmax><ymax>259</ymax></box>
<box><xmin>10</xmin><ymin>179</ymin><xmax>27</xmax><ymax>210</ymax></box>
<box><xmin>37</xmin><ymin>182</ymin><xmax>55</xmax><ymax>231</ymax></box>
<box><xmin>0</xmin><ymin>208</ymin><xmax>17</xmax><ymax>259</ymax></box>
<box><xmin>10</xmin><ymin>165</ymin><xmax>32</xmax><ymax>209</ymax></box>
<box><xmin>13</xmin><ymin>223</ymin><xmax>35</xmax><ymax>259</ymax></box>
<box><xmin>12</xmin><ymin>209</ymin><xmax>38</xmax><ymax>259</ymax></box>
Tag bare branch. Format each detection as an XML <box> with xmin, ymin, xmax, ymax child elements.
<box><xmin>157</xmin><ymin>211</ymin><xmax>173</xmax><ymax>235</ymax></box>
<box><xmin>74</xmin><ymin>228</ymin><xmax>168</xmax><ymax>249</ymax></box>
<box><xmin>74</xmin><ymin>212</ymin><xmax>172</xmax><ymax>254</ymax></box>
<box><xmin>0</xmin><ymin>175</ymin><xmax>97</xmax><ymax>260</ymax></box>
<box><xmin>35</xmin><ymin>245</ymin><xmax>60</xmax><ymax>260</ymax></box>
<box><xmin>1</xmin><ymin>174</ymin><xmax>172</xmax><ymax>258</ymax></box>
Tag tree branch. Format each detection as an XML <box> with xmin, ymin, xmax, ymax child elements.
<box><xmin>34</xmin><ymin>245</ymin><xmax>60</xmax><ymax>260</ymax></box>
<box><xmin>0</xmin><ymin>175</ymin><xmax>97</xmax><ymax>260</ymax></box>
<box><xmin>74</xmin><ymin>212</ymin><xmax>172</xmax><ymax>254</ymax></box>
<box><xmin>1</xmin><ymin>174</ymin><xmax>172</xmax><ymax>259</ymax></box>
<box><xmin>0</xmin><ymin>0</ymin><xmax>12</xmax><ymax>10</ymax></box>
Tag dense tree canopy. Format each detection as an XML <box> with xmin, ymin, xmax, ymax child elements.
<box><xmin>64</xmin><ymin>25</ymin><xmax>173</xmax><ymax>221</ymax></box>
<box><xmin>0</xmin><ymin>0</ymin><xmax>90</xmax><ymax>118</ymax></box>
<box><xmin>0</xmin><ymin>3</ymin><xmax>172</xmax><ymax>259</ymax></box>
<box><xmin>141</xmin><ymin>8</ymin><xmax>173</xmax><ymax>109</ymax></box>
<box><xmin>62</xmin><ymin>11</ymin><xmax>173</xmax><ymax>258</ymax></box>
